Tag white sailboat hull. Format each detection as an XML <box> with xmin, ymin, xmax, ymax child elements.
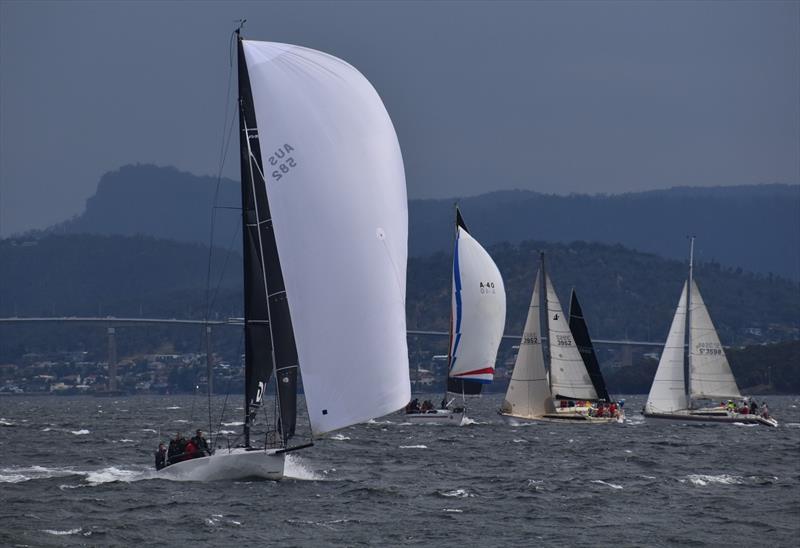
<box><xmin>404</xmin><ymin>409</ymin><xmax>467</xmax><ymax>425</ymax></box>
<box><xmin>499</xmin><ymin>411</ymin><xmax>623</xmax><ymax>424</ymax></box>
<box><xmin>157</xmin><ymin>447</ymin><xmax>285</xmax><ymax>481</ymax></box>
<box><xmin>644</xmin><ymin>411</ymin><xmax>778</xmax><ymax>427</ymax></box>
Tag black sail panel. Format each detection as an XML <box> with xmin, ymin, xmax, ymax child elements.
<box><xmin>447</xmin><ymin>378</ymin><xmax>483</xmax><ymax>396</ymax></box>
<box><xmin>568</xmin><ymin>289</ymin><xmax>611</xmax><ymax>402</ymax></box>
<box><xmin>238</xmin><ymin>38</ymin><xmax>298</xmax><ymax>444</ymax></box>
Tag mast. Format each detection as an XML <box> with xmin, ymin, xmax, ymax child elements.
<box><xmin>540</xmin><ymin>251</ymin><xmax>550</xmax><ymax>389</ymax></box>
<box><xmin>237</xmin><ymin>31</ymin><xmax>299</xmax><ymax>447</ymax></box>
<box><xmin>685</xmin><ymin>236</ymin><xmax>695</xmax><ymax>406</ymax></box>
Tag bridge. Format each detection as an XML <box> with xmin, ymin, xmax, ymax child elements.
<box><xmin>0</xmin><ymin>317</ymin><xmax>664</xmax><ymax>392</ymax></box>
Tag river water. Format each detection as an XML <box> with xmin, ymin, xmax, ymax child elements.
<box><xmin>1</xmin><ymin>393</ymin><xmax>798</xmax><ymax>547</ymax></box>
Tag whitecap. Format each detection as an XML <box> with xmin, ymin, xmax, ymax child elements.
<box><xmin>440</xmin><ymin>488</ymin><xmax>473</xmax><ymax>498</ymax></box>
<box><xmin>687</xmin><ymin>474</ymin><xmax>744</xmax><ymax>486</ymax></box>
<box><xmin>399</xmin><ymin>444</ymin><xmax>427</xmax><ymax>449</ymax></box>
<box><xmin>85</xmin><ymin>466</ymin><xmax>147</xmax><ymax>484</ymax></box>
<box><xmin>460</xmin><ymin>417</ymin><xmax>478</xmax><ymax>426</ymax></box>
<box><xmin>733</xmin><ymin>422</ymin><xmax>758</xmax><ymax>427</ymax></box>
<box><xmin>785</xmin><ymin>423</ymin><xmax>800</xmax><ymax>428</ymax></box>
<box><xmin>284</xmin><ymin>454</ymin><xmax>324</xmax><ymax>481</ymax></box>
<box><xmin>71</xmin><ymin>429</ymin><xmax>90</xmax><ymax>435</ymax></box>
<box><xmin>329</xmin><ymin>434</ymin><xmax>350</xmax><ymax>441</ymax></box>
<box><xmin>141</xmin><ymin>428</ymin><xmax>157</xmax><ymax>433</ymax></box>
<box><xmin>43</xmin><ymin>528</ymin><xmax>82</xmax><ymax>536</ymax></box>
<box><xmin>173</xmin><ymin>419</ymin><xmax>189</xmax><ymax>424</ymax></box>
<box><xmin>591</xmin><ymin>480</ymin><xmax>623</xmax><ymax>490</ymax></box>
<box><xmin>222</xmin><ymin>421</ymin><xmax>244</xmax><ymax>427</ymax></box>
<box><xmin>512</xmin><ymin>439</ymin><xmax>527</xmax><ymax>443</ymax></box>
<box><xmin>366</xmin><ymin>419</ymin><xmax>394</xmax><ymax>425</ymax></box>
<box><xmin>442</xmin><ymin>508</ymin><xmax>463</xmax><ymax>513</ymax></box>
<box><xmin>166</xmin><ymin>406</ymin><xmax>182</xmax><ymax>410</ymax></box>
<box><xmin>0</xmin><ymin>418</ymin><xmax>15</xmax><ymax>426</ymax></box>
<box><xmin>216</xmin><ymin>429</ymin><xmax>236</xmax><ymax>435</ymax></box>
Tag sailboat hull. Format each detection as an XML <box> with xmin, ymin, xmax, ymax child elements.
<box><xmin>404</xmin><ymin>409</ymin><xmax>467</xmax><ymax>425</ymax></box>
<box><xmin>499</xmin><ymin>412</ymin><xmax>622</xmax><ymax>424</ymax></box>
<box><xmin>644</xmin><ymin>411</ymin><xmax>778</xmax><ymax>427</ymax></box>
<box><xmin>157</xmin><ymin>447</ymin><xmax>285</xmax><ymax>481</ymax></box>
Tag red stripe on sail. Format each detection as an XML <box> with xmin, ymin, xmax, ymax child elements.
<box><xmin>453</xmin><ymin>367</ymin><xmax>494</xmax><ymax>377</ymax></box>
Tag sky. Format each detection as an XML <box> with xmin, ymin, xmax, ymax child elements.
<box><xmin>1</xmin><ymin>0</ymin><xmax>798</xmax><ymax>236</ymax></box>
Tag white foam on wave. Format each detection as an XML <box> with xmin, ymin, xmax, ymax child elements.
<box><xmin>0</xmin><ymin>418</ymin><xmax>15</xmax><ymax>426</ymax></box>
<box><xmin>591</xmin><ymin>480</ymin><xmax>623</xmax><ymax>490</ymax></box>
<box><xmin>785</xmin><ymin>422</ymin><xmax>800</xmax><ymax>428</ymax></box>
<box><xmin>71</xmin><ymin>429</ymin><xmax>90</xmax><ymax>435</ymax></box>
<box><xmin>166</xmin><ymin>406</ymin><xmax>182</xmax><ymax>410</ymax></box>
<box><xmin>442</xmin><ymin>508</ymin><xmax>463</xmax><ymax>513</ymax></box>
<box><xmin>43</xmin><ymin>527</ymin><xmax>83</xmax><ymax>536</ymax></box>
<box><xmin>173</xmin><ymin>419</ymin><xmax>189</xmax><ymax>424</ymax></box>
<box><xmin>216</xmin><ymin>429</ymin><xmax>236</xmax><ymax>435</ymax></box>
<box><xmin>686</xmin><ymin>474</ymin><xmax>744</xmax><ymax>486</ymax></box>
<box><xmin>440</xmin><ymin>488</ymin><xmax>474</xmax><ymax>498</ymax></box>
<box><xmin>222</xmin><ymin>421</ymin><xmax>244</xmax><ymax>427</ymax></box>
<box><xmin>329</xmin><ymin>433</ymin><xmax>350</xmax><ymax>441</ymax></box>
<box><xmin>1</xmin><ymin>465</ymin><xmax>82</xmax><ymax>483</ymax></box>
<box><xmin>118</xmin><ymin>439</ymin><xmax>135</xmax><ymax>443</ymax></box>
<box><xmin>366</xmin><ymin>419</ymin><xmax>395</xmax><ymax>425</ymax></box>
<box><xmin>141</xmin><ymin>428</ymin><xmax>157</xmax><ymax>433</ymax></box>
<box><xmin>399</xmin><ymin>444</ymin><xmax>427</xmax><ymax>449</ymax></box>
<box><xmin>733</xmin><ymin>422</ymin><xmax>759</xmax><ymax>427</ymax></box>
<box><xmin>512</xmin><ymin>438</ymin><xmax>527</xmax><ymax>443</ymax></box>
<box><xmin>460</xmin><ymin>417</ymin><xmax>479</xmax><ymax>426</ymax></box>
<box><xmin>284</xmin><ymin>454</ymin><xmax>324</xmax><ymax>481</ymax></box>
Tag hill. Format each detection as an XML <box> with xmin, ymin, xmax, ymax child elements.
<box><xmin>47</xmin><ymin>165</ymin><xmax>800</xmax><ymax>280</ymax></box>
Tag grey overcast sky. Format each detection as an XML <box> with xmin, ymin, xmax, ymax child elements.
<box><xmin>1</xmin><ymin>0</ymin><xmax>798</xmax><ymax>236</ymax></box>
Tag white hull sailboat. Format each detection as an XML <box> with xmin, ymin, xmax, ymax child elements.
<box><xmin>500</xmin><ymin>253</ymin><xmax>623</xmax><ymax>425</ymax></box>
<box><xmin>406</xmin><ymin>208</ymin><xmax>506</xmax><ymax>424</ymax></box>
<box><xmin>158</xmin><ymin>29</ymin><xmax>412</xmax><ymax>480</ymax></box>
<box><xmin>644</xmin><ymin>238</ymin><xmax>777</xmax><ymax>428</ymax></box>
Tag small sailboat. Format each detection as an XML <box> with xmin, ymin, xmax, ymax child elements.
<box><xmin>500</xmin><ymin>253</ymin><xmax>622</xmax><ymax>423</ymax></box>
<box><xmin>405</xmin><ymin>208</ymin><xmax>506</xmax><ymax>424</ymax></box>
<box><xmin>157</xmin><ymin>30</ymin><xmax>411</xmax><ymax>480</ymax></box>
<box><xmin>644</xmin><ymin>238</ymin><xmax>777</xmax><ymax>427</ymax></box>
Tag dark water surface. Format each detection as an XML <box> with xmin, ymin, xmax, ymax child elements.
<box><xmin>2</xmin><ymin>394</ymin><xmax>799</xmax><ymax>547</ymax></box>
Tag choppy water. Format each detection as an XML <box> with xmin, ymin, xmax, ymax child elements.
<box><xmin>1</xmin><ymin>394</ymin><xmax>799</xmax><ymax>546</ymax></box>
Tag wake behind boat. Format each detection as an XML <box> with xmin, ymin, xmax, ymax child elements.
<box><xmin>156</xmin><ymin>29</ymin><xmax>411</xmax><ymax>480</ymax></box>
<box><xmin>644</xmin><ymin>238</ymin><xmax>777</xmax><ymax>427</ymax></box>
<box><xmin>406</xmin><ymin>208</ymin><xmax>506</xmax><ymax>425</ymax></box>
<box><xmin>500</xmin><ymin>253</ymin><xmax>624</xmax><ymax>425</ymax></box>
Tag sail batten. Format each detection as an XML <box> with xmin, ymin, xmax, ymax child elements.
<box><xmin>241</xmin><ymin>40</ymin><xmax>410</xmax><ymax>436</ymax></box>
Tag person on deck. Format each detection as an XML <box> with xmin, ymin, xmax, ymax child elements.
<box><xmin>761</xmin><ymin>402</ymin><xmax>770</xmax><ymax>419</ymax></box>
<box><xmin>167</xmin><ymin>432</ymin><xmax>185</xmax><ymax>464</ymax></box>
<box><xmin>154</xmin><ymin>443</ymin><xmax>167</xmax><ymax>470</ymax></box>
<box><xmin>183</xmin><ymin>439</ymin><xmax>197</xmax><ymax>461</ymax></box>
<box><xmin>749</xmin><ymin>400</ymin><xmax>759</xmax><ymax>415</ymax></box>
<box><xmin>191</xmin><ymin>429</ymin><xmax>210</xmax><ymax>455</ymax></box>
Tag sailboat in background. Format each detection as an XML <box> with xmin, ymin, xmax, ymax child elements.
<box><xmin>501</xmin><ymin>253</ymin><xmax>622</xmax><ymax>423</ymax></box>
<box><xmin>158</xmin><ymin>30</ymin><xmax>411</xmax><ymax>480</ymax></box>
<box><xmin>406</xmin><ymin>207</ymin><xmax>506</xmax><ymax>424</ymax></box>
<box><xmin>644</xmin><ymin>238</ymin><xmax>777</xmax><ymax>427</ymax></box>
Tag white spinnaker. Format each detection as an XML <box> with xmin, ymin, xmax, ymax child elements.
<box><xmin>502</xmin><ymin>269</ymin><xmax>555</xmax><ymax>418</ymax></box>
<box><xmin>243</xmin><ymin>41</ymin><xmax>410</xmax><ymax>436</ymax></box>
<box><xmin>545</xmin><ymin>274</ymin><xmax>597</xmax><ymax>400</ymax></box>
<box><xmin>448</xmin><ymin>227</ymin><xmax>506</xmax><ymax>384</ymax></box>
<box><xmin>645</xmin><ymin>282</ymin><xmax>689</xmax><ymax>414</ymax></box>
<box><xmin>688</xmin><ymin>280</ymin><xmax>741</xmax><ymax>400</ymax></box>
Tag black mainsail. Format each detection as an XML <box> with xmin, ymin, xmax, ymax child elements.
<box><xmin>568</xmin><ymin>289</ymin><xmax>610</xmax><ymax>402</ymax></box>
<box><xmin>237</xmin><ymin>36</ymin><xmax>298</xmax><ymax>446</ymax></box>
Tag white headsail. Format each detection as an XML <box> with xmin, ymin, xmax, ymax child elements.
<box><xmin>502</xmin><ymin>269</ymin><xmax>555</xmax><ymax>418</ymax></box>
<box><xmin>688</xmin><ymin>280</ymin><xmax>741</xmax><ymax>400</ymax></box>
<box><xmin>645</xmin><ymin>282</ymin><xmax>689</xmax><ymax>414</ymax></box>
<box><xmin>448</xmin><ymin>226</ymin><xmax>506</xmax><ymax>386</ymax></box>
<box><xmin>545</xmin><ymin>274</ymin><xmax>597</xmax><ymax>400</ymax></box>
<box><xmin>242</xmin><ymin>41</ymin><xmax>410</xmax><ymax>436</ymax></box>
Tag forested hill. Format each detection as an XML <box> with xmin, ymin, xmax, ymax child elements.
<box><xmin>46</xmin><ymin>165</ymin><xmax>799</xmax><ymax>280</ymax></box>
<box><xmin>2</xmin><ymin>234</ymin><xmax>797</xmax><ymax>347</ymax></box>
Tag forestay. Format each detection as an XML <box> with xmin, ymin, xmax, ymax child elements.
<box><xmin>242</xmin><ymin>41</ymin><xmax>410</xmax><ymax>435</ymax></box>
<box><xmin>545</xmin><ymin>274</ymin><xmax>597</xmax><ymax>400</ymax></box>
<box><xmin>645</xmin><ymin>282</ymin><xmax>689</xmax><ymax>414</ymax></box>
<box><xmin>502</xmin><ymin>269</ymin><xmax>555</xmax><ymax>418</ymax></box>
<box><xmin>688</xmin><ymin>280</ymin><xmax>741</xmax><ymax>400</ymax></box>
<box><xmin>448</xmin><ymin>226</ymin><xmax>506</xmax><ymax>386</ymax></box>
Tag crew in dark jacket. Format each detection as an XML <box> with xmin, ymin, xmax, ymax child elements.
<box><xmin>154</xmin><ymin>443</ymin><xmax>167</xmax><ymax>470</ymax></box>
<box><xmin>191</xmin><ymin>429</ymin><xmax>210</xmax><ymax>455</ymax></box>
